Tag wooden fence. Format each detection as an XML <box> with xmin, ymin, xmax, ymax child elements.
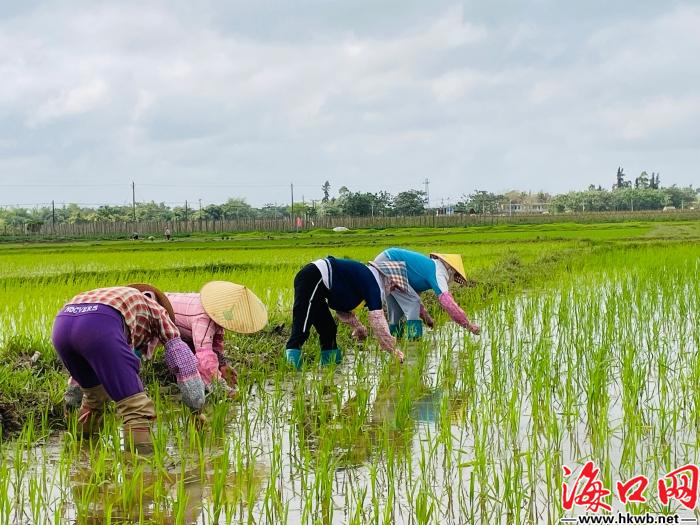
<box><xmin>3</xmin><ymin>209</ymin><xmax>700</xmax><ymax>239</ymax></box>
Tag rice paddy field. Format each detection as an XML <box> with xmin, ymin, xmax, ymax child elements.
<box><xmin>1</xmin><ymin>220</ymin><xmax>699</xmax><ymax>524</ymax></box>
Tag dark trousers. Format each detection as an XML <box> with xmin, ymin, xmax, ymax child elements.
<box><xmin>286</xmin><ymin>264</ymin><xmax>338</xmax><ymax>351</ymax></box>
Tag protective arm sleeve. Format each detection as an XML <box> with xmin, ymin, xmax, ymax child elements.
<box><xmin>438</xmin><ymin>292</ymin><xmax>471</xmax><ymax>328</ymax></box>
<box><xmin>191</xmin><ymin>316</ymin><xmax>222</xmax><ymax>385</ymax></box>
<box><xmin>367</xmin><ymin>310</ymin><xmax>404</xmax><ymax>362</ymax></box>
<box><xmin>164</xmin><ymin>337</ymin><xmax>205</xmax><ymax>410</ymax></box>
<box><xmin>336</xmin><ymin>311</ymin><xmax>368</xmax><ymax>341</ymax></box>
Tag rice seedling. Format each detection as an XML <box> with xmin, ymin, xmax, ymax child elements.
<box><xmin>0</xmin><ymin>223</ymin><xmax>698</xmax><ymax>523</ymax></box>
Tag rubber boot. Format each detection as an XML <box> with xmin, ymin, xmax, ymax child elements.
<box><xmin>320</xmin><ymin>348</ymin><xmax>342</xmax><ymax>366</ymax></box>
<box><xmin>285</xmin><ymin>348</ymin><xmax>302</xmax><ymax>370</ymax></box>
<box><xmin>389</xmin><ymin>322</ymin><xmax>404</xmax><ymax>338</ymax></box>
<box><xmin>77</xmin><ymin>384</ymin><xmax>110</xmax><ymax>436</ymax></box>
<box><xmin>115</xmin><ymin>392</ymin><xmax>156</xmax><ymax>454</ymax></box>
<box><xmin>405</xmin><ymin>320</ymin><xmax>423</xmax><ymax>341</ymax></box>
<box><xmin>122</xmin><ymin>427</ymin><xmax>154</xmax><ymax>455</ymax></box>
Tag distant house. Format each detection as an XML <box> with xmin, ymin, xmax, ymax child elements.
<box><xmin>499</xmin><ymin>202</ymin><xmax>550</xmax><ymax>214</ymax></box>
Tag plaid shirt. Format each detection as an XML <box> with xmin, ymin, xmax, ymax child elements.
<box><xmin>165</xmin><ymin>293</ymin><xmax>225</xmax><ymax>385</ymax></box>
<box><xmin>69</xmin><ymin>287</ymin><xmax>180</xmax><ymax>357</ymax></box>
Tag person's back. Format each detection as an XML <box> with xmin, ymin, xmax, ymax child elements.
<box><xmin>381</xmin><ymin>248</ymin><xmax>444</xmax><ymax>294</ymax></box>
<box><xmin>325</xmin><ymin>257</ymin><xmax>382</xmax><ymax>312</ymax></box>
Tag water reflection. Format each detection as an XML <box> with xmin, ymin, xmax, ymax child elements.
<box><xmin>411</xmin><ymin>389</ymin><xmax>470</xmax><ymax>425</ymax></box>
<box><xmin>67</xmin><ymin>452</ymin><xmax>266</xmax><ymax>524</ymax></box>
<box><xmin>291</xmin><ymin>364</ymin><xmax>430</xmax><ymax>470</ymax></box>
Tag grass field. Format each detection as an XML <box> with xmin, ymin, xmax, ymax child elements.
<box><xmin>1</xmin><ymin>220</ymin><xmax>699</xmax><ymax>524</ymax></box>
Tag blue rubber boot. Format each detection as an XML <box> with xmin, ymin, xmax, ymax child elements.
<box><xmin>285</xmin><ymin>348</ymin><xmax>302</xmax><ymax>370</ymax></box>
<box><xmin>406</xmin><ymin>320</ymin><xmax>423</xmax><ymax>340</ymax></box>
<box><xmin>320</xmin><ymin>348</ymin><xmax>342</xmax><ymax>366</ymax></box>
<box><xmin>389</xmin><ymin>323</ymin><xmax>404</xmax><ymax>337</ymax></box>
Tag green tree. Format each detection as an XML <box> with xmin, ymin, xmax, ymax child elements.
<box><xmin>340</xmin><ymin>191</ymin><xmax>392</xmax><ymax>216</ymax></box>
<box><xmin>393</xmin><ymin>190</ymin><xmax>426</xmax><ymax>216</ymax></box>
<box><xmin>136</xmin><ymin>201</ymin><xmax>173</xmax><ymax>221</ymax></box>
<box><xmin>321</xmin><ymin>181</ymin><xmax>331</xmax><ymax>203</ymax></box>
<box><xmin>201</xmin><ymin>204</ymin><xmax>223</xmax><ymax>220</ymax></box>
<box><xmin>341</xmin><ymin>192</ymin><xmax>372</xmax><ymax>216</ymax></box>
<box><xmin>614</xmin><ymin>167</ymin><xmax>631</xmax><ymax>189</ymax></box>
<box><xmin>259</xmin><ymin>203</ymin><xmax>287</xmax><ymax>219</ymax></box>
<box><xmin>465</xmin><ymin>190</ymin><xmax>503</xmax><ymax>214</ymax></box>
<box><xmin>374</xmin><ymin>191</ymin><xmax>393</xmax><ymax>216</ymax></box>
<box><xmin>662</xmin><ymin>186</ymin><xmax>697</xmax><ymax>208</ymax></box>
<box><xmin>649</xmin><ymin>172</ymin><xmax>661</xmax><ymax>189</ymax></box>
<box><xmin>635</xmin><ymin>171</ymin><xmax>650</xmax><ymax>189</ymax></box>
<box><xmin>221</xmin><ymin>198</ymin><xmax>256</xmax><ymax>219</ymax></box>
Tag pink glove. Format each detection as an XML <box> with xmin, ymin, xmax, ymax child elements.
<box><xmin>367</xmin><ymin>310</ymin><xmax>404</xmax><ymax>362</ymax></box>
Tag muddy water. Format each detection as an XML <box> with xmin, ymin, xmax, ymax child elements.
<box><xmin>3</xmin><ymin>277</ymin><xmax>700</xmax><ymax>524</ymax></box>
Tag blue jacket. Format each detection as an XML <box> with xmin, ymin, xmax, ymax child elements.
<box><xmin>383</xmin><ymin>248</ymin><xmax>447</xmax><ymax>295</ymax></box>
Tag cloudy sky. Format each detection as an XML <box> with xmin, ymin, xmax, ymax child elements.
<box><xmin>1</xmin><ymin>1</ymin><xmax>698</xmax><ymax>208</ymax></box>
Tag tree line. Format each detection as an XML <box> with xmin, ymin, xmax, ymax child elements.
<box><xmin>0</xmin><ymin>187</ymin><xmax>430</xmax><ymax>229</ymax></box>
<box><xmin>1</xmin><ymin>171</ymin><xmax>697</xmax><ymax>229</ymax></box>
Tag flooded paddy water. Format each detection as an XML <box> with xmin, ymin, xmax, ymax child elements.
<box><xmin>3</xmin><ymin>257</ymin><xmax>699</xmax><ymax>524</ymax></box>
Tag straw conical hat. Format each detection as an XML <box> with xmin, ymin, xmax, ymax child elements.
<box><xmin>429</xmin><ymin>253</ymin><xmax>467</xmax><ymax>285</ymax></box>
<box><xmin>200</xmin><ymin>281</ymin><xmax>268</xmax><ymax>333</ymax></box>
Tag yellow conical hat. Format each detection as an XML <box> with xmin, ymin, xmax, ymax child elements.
<box><xmin>200</xmin><ymin>281</ymin><xmax>268</xmax><ymax>333</ymax></box>
<box><xmin>429</xmin><ymin>253</ymin><xmax>467</xmax><ymax>285</ymax></box>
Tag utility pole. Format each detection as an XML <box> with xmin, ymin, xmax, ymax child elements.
<box><xmin>51</xmin><ymin>200</ymin><xmax>55</xmax><ymax>233</ymax></box>
<box><xmin>423</xmin><ymin>178</ymin><xmax>430</xmax><ymax>208</ymax></box>
<box><xmin>290</xmin><ymin>183</ymin><xmax>294</xmax><ymax>223</ymax></box>
<box><xmin>131</xmin><ymin>181</ymin><xmax>136</xmax><ymax>222</ymax></box>
<box><xmin>184</xmin><ymin>200</ymin><xmax>188</xmax><ymax>222</ymax></box>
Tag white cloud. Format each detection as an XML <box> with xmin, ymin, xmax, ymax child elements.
<box><xmin>27</xmin><ymin>79</ymin><xmax>107</xmax><ymax>126</ymax></box>
<box><xmin>0</xmin><ymin>1</ymin><xmax>697</xmax><ymax>206</ymax></box>
<box><xmin>599</xmin><ymin>96</ymin><xmax>700</xmax><ymax>141</ymax></box>
<box><xmin>432</xmin><ymin>70</ymin><xmax>490</xmax><ymax>103</ymax></box>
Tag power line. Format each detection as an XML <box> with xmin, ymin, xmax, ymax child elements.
<box><xmin>0</xmin><ymin>183</ymin><xmax>125</xmax><ymax>187</ymax></box>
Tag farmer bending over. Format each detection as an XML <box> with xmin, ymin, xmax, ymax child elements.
<box><xmin>285</xmin><ymin>256</ymin><xmax>409</xmax><ymax>368</ymax></box>
<box><xmin>164</xmin><ymin>280</ymin><xmax>268</xmax><ymax>392</ymax></box>
<box><xmin>373</xmin><ymin>248</ymin><xmax>480</xmax><ymax>339</ymax></box>
<box><xmin>53</xmin><ymin>285</ymin><xmax>204</xmax><ymax>452</ymax></box>
<box><xmin>65</xmin><ymin>281</ymin><xmax>268</xmax><ymax>405</ymax></box>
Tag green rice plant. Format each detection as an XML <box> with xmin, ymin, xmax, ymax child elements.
<box><xmin>2</xmin><ymin>226</ymin><xmax>700</xmax><ymax>523</ymax></box>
